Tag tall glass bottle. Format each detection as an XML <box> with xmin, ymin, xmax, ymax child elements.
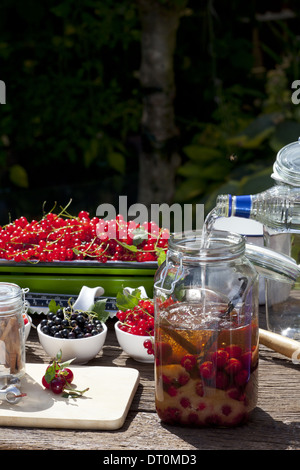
<box><xmin>214</xmin><ymin>140</ymin><xmax>300</xmax><ymax>340</ymax></box>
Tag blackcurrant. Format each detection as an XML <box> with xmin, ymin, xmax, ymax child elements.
<box><xmin>47</xmin><ymin>312</ymin><xmax>55</xmax><ymax>321</ymax></box>
<box><xmin>56</xmin><ymin>309</ymin><xmax>64</xmax><ymax>319</ymax></box>
<box><xmin>76</xmin><ymin>314</ymin><xmax>85</xmax><ymax>324</ymax></box>
<box><xmin>41</xmin><ymin>325</ymin><xmax>51</xmax><ymax>335</ymax></box>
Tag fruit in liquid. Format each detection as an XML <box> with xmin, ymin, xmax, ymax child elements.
<box><xmin>155</xmin><ymin>301</ymin><xmax>259</xmax><ymax>427</ymax></box>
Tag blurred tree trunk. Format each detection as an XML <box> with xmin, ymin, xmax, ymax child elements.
<box><xmin>136</xmin><ymin>0</ymin><xmax>187</xmax><ymax>207</ymax></box>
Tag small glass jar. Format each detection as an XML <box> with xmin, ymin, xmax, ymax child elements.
<box><xmin>153</xmin><ymin>230</ymin><xmax>259</xmax><ymax>427</ymax></box>
<box><xmin>0</xmin><ymin>283</ymin><xmax>26</xmax><ymax>379</ymax></box>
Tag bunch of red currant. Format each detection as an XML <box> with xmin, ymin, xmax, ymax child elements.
<box><xmin>42</xmin><ymin>351</ymin><xmax>89</xmax><ymax>397</ymax></box>
<box><xmin>116</xmin><ymin>299</ymin><xmax>155</xmax><ymax>355</ymax></box>
<box><xmin>0</xmin><ymin>205</ymin><xmax>169</xmax><ymax>263</ymax></box>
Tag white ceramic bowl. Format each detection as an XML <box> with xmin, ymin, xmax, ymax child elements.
<box><xmin>37</xmin><ymin>322</ymin><xmax>107</xmax><ymax>364</ymax></box>
<box><xmin>114</xmin><ymin>321</ymin><xmax>154</xmax><ymax>363</ymax></box>
<box><xmin>24</xmin><ymin>315</ymin><xmax>32</xmax><ymax>341</ymax></box>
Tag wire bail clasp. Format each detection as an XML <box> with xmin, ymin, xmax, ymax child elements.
<box><xmin>154</xmin><ymin>252</ymin><xmax>184</xmax><ymax>295</ymax></box>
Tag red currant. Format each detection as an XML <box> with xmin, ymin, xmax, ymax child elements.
<box><xmin>224</xmin><ymin>358</ymin><xmax>242</xmax><ymax>375</ymax></box>
<box><xmin>199</xmin><ymin>361</ymin><xmax>215</xmax><ymax>380</ymax></box>
<box><xmin>61</xmin><ymin>368</ymin><xmax>74</xmax><ymax>384</ymax></box>
<box><xmin>50</xmin><ymin>377</ymin><xmax>66</xmax><ymax>394</ymax></box>
<box><xmin>42</xmin><ymin>375</ymin><xmax>51</xmax><ymax>389</ymax></box>
<box><xmin>0</xmin><ymin>207</ymin><xmax>168</xmax><ymax>264</ymax></box>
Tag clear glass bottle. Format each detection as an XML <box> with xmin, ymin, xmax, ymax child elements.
<box><xmin>215</xmin><ymin>185</ymin><xmax>300</xmax><ymax>232</ymax></box>
<box><xmin>0</xmin><ymin>282</ymin><xmax>26</xmax><ymax>379</ymax></box>
<box><xmin>215</xmin><ymin>140</ymin><xmax>300</xmax><ymax>340</ymax></box>
<box><xmin>153</xmin><ymin>230</ymin><xmax>259</xmax><ymax>427</ymax></box>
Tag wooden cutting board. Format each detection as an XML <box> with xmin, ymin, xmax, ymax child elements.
<box><xmin>0</xmin><ymin>363</ymin><xmax>140</xmax><ymax>430</ymax></box>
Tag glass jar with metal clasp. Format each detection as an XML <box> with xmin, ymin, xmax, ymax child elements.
<box><xmin>153</xmin><ymin>229</ymin><xmax>299</xmax><ymax>427</ymax></box>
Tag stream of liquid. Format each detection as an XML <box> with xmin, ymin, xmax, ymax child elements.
<box><xmin>199</xmin><ymin>208</ymin><xmax>219</xmax><ymax>313</ymax></box>
<box><xmin>201</xmin><ymin>208</ymin><xmax>219</xmax><ymax>248</ymax></box>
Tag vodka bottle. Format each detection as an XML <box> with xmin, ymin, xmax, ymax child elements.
<box><xmin>216</xmin><ymin>185</ymin><xmax>300</xmax><ymax>233</ymax></box>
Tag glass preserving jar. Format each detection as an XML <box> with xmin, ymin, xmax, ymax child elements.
<box><xmin>265</xmin><ymin>141</ymin><xmax>300</xmax><ymax>339</ymax></box>
<box><xmin>153</xmin><ymin>230</ymin><xmax>259</xmax><ymax>427</ymax></box>
<box><xmin>0</xmin><ymin>282</ymin><xmax>26</xmax><ymax>379</ymax></box>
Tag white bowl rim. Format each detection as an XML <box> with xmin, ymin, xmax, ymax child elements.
<box><xmin>37</xmin><ymin>321</ymin><xmax>107</xmax><ymax>341</ymax></box>
<box><xmin>114</xmin><ymin>320</ymin><xmax>152</xmax><ymax>339</ymax></box>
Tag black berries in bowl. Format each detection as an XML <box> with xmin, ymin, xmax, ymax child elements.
<box><xmin>40</xmin><ymin>307</ymin><xmax>104</xmax><ymax>339</ymax></box>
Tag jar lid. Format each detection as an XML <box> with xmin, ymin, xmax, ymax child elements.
<box><xmin>245</xmin><ymin>244</ymin><xmax>300</xmax><ymax>283</ymax></box>
<box><xmin>0</xmin><ymin>283</ymin><xmax>22</xmax><ymax>312</ymax></box>
<box><xmin>0</xmin><ymin>283</ymin><xmax>21</xmax><ymax>299</ymax></box>
<box><xmin>272</xmin><ymin>140</ymin><xmax>300</xmax><ymax>186</ymax></box>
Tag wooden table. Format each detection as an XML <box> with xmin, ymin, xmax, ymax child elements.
<box><xmin>0</xmin><ymin>309</ymin><xmax>299</xmax><ymax>451</ymax></box>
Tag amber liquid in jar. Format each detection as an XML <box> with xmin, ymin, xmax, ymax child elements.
<box><xmin>155</xmin><ymin>300</ymin><xmax>259</xmax><ymax>427</ymax></box>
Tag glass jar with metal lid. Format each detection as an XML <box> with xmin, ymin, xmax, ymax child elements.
<box><xmin>0</xmin><ymin>282</ymin><xmax>26</xmax><ymax>379</ymax></box>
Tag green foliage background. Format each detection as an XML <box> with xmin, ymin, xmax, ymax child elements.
<box><xmin>0</xmin><ymin>0</ymin><xmax>300</xmax><ymax>223</ymax></box>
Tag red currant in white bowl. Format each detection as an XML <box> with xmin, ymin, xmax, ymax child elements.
<box><xmin>114</xmin><ymin>298</ymin><xmax>155</xmax><ymax>363</ymax></box>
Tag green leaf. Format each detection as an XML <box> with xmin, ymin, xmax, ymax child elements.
<box><xmin>156</xmin><ymin>248</ymin><xmax>166</xmax><ymax>266</ymax></box>
<box><xmin>174</xmin><ymin>178</ymin><xmax>206</xmax><ymax>201</ymax></box>
<box><xmin>9</xmin><ymin>164</ymin><xmax>29</xmax><ymax>188</ymax></box>
<box><xmin>90</xmin><ymin>299</ymin><xmax>110</xmax><ymax>323</ymax></box>
<box><xmin>117</xmin><ymin>241</ymin><xmax>138</xmax><ymax>252</ymax></box>
<box><xmin>177</xmin><ymin>162</ymin><xmax>205</xmax><ymax>178</ymax></box>
<box><xmin>107</xmin><ymin>151</ymin><xmax>126</xmax><ymax>174</ymax></box>
<box><xmin>84</xmin><ymin>138</ymin><xmax>99</xmax><ymax>168</ymax></box>
<box><xmin>116</xmin><ymin>288</ymin><xmax>143</xmax><ymax>312</ymax></box>
<box><xmin>183</xmin><ymin>145</ymin><xmax>223</xmax><ymax>163</ymax></box>
<box><xmin>238</xmin><ymin>167</ymin><xmax>273</xmax><ymax>194</ymax></box>
<box><xmin>48</xmin><ymin>299</ymin><xmax>61</xmax><ymax>314</ymax></box>
<box><xmin>269</xmin><ymin>121</ymin><xmax>300</xmax><ymax>152</ymax></box>
<box><xmin>44</xmin><ymin>357</ymin><xmax>61</xmax><ymax>383</ymax></box>
<box><xmin>131</xmin><ymin>226</ymin><xmax>148</xmax><ymax>246</ymax></box>
<box><xmin>226</xmin><ymin>113</ymin><xmax>277</xmax><ymax>149</ymax></box>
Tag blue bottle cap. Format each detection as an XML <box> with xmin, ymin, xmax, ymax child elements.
<box><xmin>234</xmin><ymin>195</ymin><xmax>252</xmax><ymax>218</ymax></box>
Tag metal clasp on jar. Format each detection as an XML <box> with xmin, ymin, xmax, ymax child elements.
<box><xmin>154</xmin><ymin>252</ymin><xmax>184</xmax><ymax>295</ymax></box>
